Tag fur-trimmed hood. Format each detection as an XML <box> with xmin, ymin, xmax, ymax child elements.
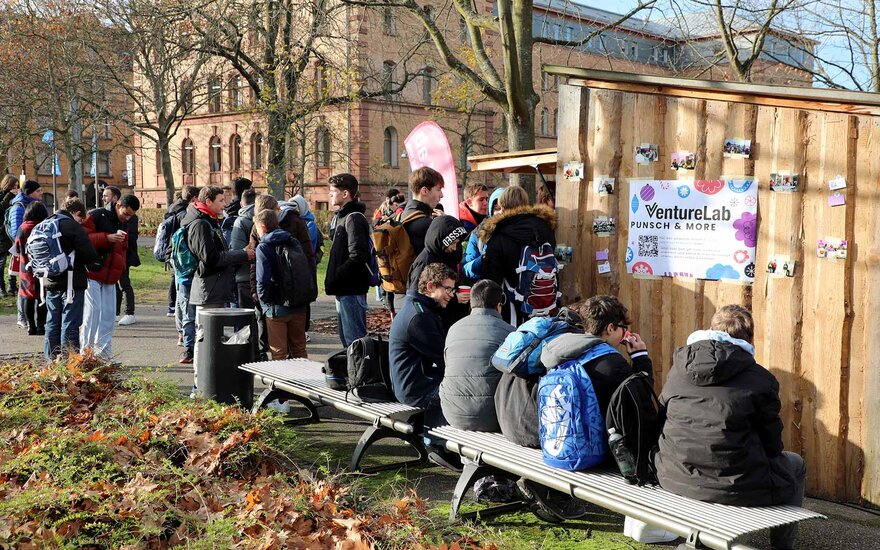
<box><xmin>479</xmin><ymin>203</ymin><xmax>557</xmax><ymax>243</ymax></box>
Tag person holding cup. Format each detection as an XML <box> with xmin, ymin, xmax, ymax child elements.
<box><xmin>80</xmin><ymin>193</ymin><xmax>141</xmax><ymax>361</ymax></box>
<box><xmin>407</xmin><ymin>214</ymin><xmax>469</xmax><ymax>330</ymax></box>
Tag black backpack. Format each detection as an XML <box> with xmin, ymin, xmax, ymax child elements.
<box><xmin>323</xmin><ymin>349</ymin><xmax>349</xmax><ymax>391</ymax></box>
<box><xmin>346</xmin><ymin>335</ymin><xmax>397</xmax><ymax>403</ymax></box>
<box><xmin>605</xmin><ymin>371</ymin><xmax>664</xmax><ymax>485</ymax></box>
<box><xmin>275</xmin><ymin>240</ymin><xmax>318</xmax><ymax>308</ymax></box>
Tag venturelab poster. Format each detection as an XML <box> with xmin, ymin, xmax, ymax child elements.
<box><xmin>625</xmin><ymin>179</ymin><xmax>758</xmax><ymax>282</ymax></box>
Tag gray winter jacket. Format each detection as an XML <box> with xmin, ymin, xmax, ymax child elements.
<box><xmin>181</xmin><ymin>204</ymin><xmax>249</xmax><ymax>306</ymax></box>
<box><xmin>229</xmin><ymin>204</ymin><xmax>255</xmax><ymax>283</ymax></box>
<box><xmin>440</xmin><ymin>308</ymin><xmax>514</xmax><ymax>431</ymax></box>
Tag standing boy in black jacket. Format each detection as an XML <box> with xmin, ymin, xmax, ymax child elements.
<box><xmin>324</xmin><ymin>173</ymin><xmax>372</xmax><ymax>347</ymax></box>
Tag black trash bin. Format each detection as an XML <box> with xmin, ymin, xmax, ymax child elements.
<box><xmin>195</xmin><ymin>308</ymin><xmax>257</xmax><ymax>408</ymax></box>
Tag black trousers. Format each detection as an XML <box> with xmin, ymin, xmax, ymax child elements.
<box><xmin>116</xmin><ymin>266</ymin><xmax>134</xmax><ymax>316</ymax></box>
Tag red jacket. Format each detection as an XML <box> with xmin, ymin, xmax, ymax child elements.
<box><xmin>15</xmin><ymin>221</ymin><xmax>39</xmax><ymax>299</ymax></box>
<box><xmin>82</xmin><ymin>208</ymin><xmax>129</xmax><ymax>285</ymax></box>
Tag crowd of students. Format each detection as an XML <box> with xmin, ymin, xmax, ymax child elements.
<box><xmin>1</xmin><ymin>175</ymin><xmax>143</xmax><ymax>361</ymax></box>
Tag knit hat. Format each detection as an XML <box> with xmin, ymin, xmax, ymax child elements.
<box><xmin>22</xmin><ymin>180</ymin><xmax>40</xmax><ymax>196</ymax></box>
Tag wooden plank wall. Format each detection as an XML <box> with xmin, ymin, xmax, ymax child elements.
<box><xmin>554</xmin><ymin>83</ymin><xmax>877</xmax><ymax>505</ymax></box>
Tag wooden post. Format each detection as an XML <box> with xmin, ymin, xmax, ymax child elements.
<box><xmin>555</xmin><ymin>84</ymin><xmax>590</xmax><ymax>303</ymax></box>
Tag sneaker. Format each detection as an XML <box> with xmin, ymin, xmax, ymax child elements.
<box><xmin>266</xmin><ymin>399</ymin><xmax>290</xmax><ymax>414</ymax></box>
<box><xmin>17</xmin><ymin>320</ymin><xmax>27</xmax><ymax>329</ymax></box>
<box><xmin>516</xmin><ymin>478</ymin><xmax>588</xmax><ymax>523</ymax></box>
<box><xmin>427</xmin><ymin>450</ymin><xmax>463</xmax><ymax>472</ymax></box>
<box><xmin>179</xmin><ymin>348</ymin><xmax>194</xmax><ymax>364</ymax></box>
<box><xmin>166</xmin><ymin>307</ymin><xmax>175</xmax><ymax>317</ymax></box>
<box><xmin>305</xmin><ymin>332</ymin><xmax>312</xmax><ymax>342</ymax></box>
<box><xmin>118</xmin><ymin>314</ymin><xmax>136</xmax><ymax>326</ymax></box>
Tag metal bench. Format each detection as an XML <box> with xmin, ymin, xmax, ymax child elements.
<box><xmin>240</xmin><ymin>359</ymin><xmax>428</xmax><ymax>472</ymax></box>
<box><xmin>429</xmin><ymin>425</ymin><xmax>825</xmax><ymax>550</ymax></box>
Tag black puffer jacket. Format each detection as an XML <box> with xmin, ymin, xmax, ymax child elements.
<box><xmin>654</xmin><ymin>338</ymin><xmax>797</xmax><ymax>506</ymax></box>
<box><xmin>325</xmin><ymin>200</ymin><xmax>371</xmax><ymax>296</ymax></box>
<box><xmin>479</xmin><ymin>204</ymin><xmax>557</xmax><ymax>323</ymax></box>
<box><xmin>181</xmin><ymin>204</ymin><xmax>248</xmax><ymax>305</ymax></box>
<box><xmin>0</xmin><ymin>190</ymin><xmax>14</xmax><ymax>251</ymax></box>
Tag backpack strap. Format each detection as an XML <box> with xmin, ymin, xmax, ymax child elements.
<box><xmin>399</xmin><ymin>210</ymin><xmax>427</xmax><ymax>224</ymax></box>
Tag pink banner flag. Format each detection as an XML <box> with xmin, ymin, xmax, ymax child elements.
<box><xmin>403</xmin><ymin>121</ymin><xmax>459</xmax><ymax>218</ymax></box>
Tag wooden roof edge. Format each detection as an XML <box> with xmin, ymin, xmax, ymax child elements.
<box><xmin>468</xmin><ymin>148</ymin><xmax>557</xmax><ymax>174</ymax></box>
<box><xmin>468</xmin><ymin>148</ymin><xmax>557</xmax><ymax>162</ymax></box>
<box><xmin>543</xmin><ymin>65</ymin><xmax>880</xmax><ymax>110</ymax></box>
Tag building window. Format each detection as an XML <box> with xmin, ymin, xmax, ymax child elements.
<box><xmin>540</xmin><ymin>108</ymin><xmax>549</xmax><ymax>136</ymax></box>
<box><xmin>383</xmin><ymin>127</ymin><xmax>398</xmax><ymax>167</ymax></box>
<box><xmin>230</xmin><ymin>134</ymin><xmax>241</xmax><ymax>171</ymax></box>
<box><xmin>553</xmin><ymin>23</ymin><xmax>561</xmax><ymax>40</ymax></box>
<box><xmin>564</xmin><ymin>26</ymin><xmax>574</xmax><ymax>41</ymax></box>
<box><xmin>383</xmin><ymin>7</ymin><xmax>396</xmax><ymax>35</ymax></box>
<box><xmin>103</xmin><ymin>120</ymin><xmax>112</xmax><ymax>139</ymax></box>
<box><xmin>316</xmin><ymin>62</ymin><xmax>328</xmax><ymax>98</ymax></box>
<box><xmin>630</xmin><ymin>43</ymin><xmax>639</xmax><ymax>58</ymax></box>
<box><xmin>423</xmin><ymin>67</ymin><xmax>434</xmax><ymax>104</ymax></box>
<box><xmin>229</xmin><ymin>76</ymin><xmax>244</xmax><ymax>109</ymax></box>
<box><xmin>182</xmin><ymin>138</ymin><xmax>195</xmax><ymax>175</ymax></box>
<box><xmin>207</xmin><ymin>76</ymin><xmax>221</xmax><ymax>113</ymax></box>
<box><xmin>316</xmin><ymin>127</ymin><xmax>331</xmax><ymax>167</ymax></box>
<box><xmin>382</xmin><ymin>60</ymin><xmax>396</xmax><ymax>97</ymax></box>
<box><xmin>209</xmin><ymin>136</ymin><xmax>222</xmax><ymax>173</ymax></box>
<box><xmin>251</xmin><ymin>133</ymin><xmax>264</xmax><ymax>170</ymax></box>
<box><xmin>36</xmin><ymin>146</ymin><xmax>54</xmax><ymax>176</ymax></box>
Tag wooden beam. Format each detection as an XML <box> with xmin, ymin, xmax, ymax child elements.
<box><xmin>468</xmin><ymin>149</ymin><xmax>557</xmax><ymax>174</ymax></box>
<box><xmin>544</xmin><ymin>66</ymin><xmax>880</xmax><ymax>117</ymax></box>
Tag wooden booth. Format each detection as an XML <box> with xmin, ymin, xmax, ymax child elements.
<box><xmin>547</xmin><ymin>66</ymin><xmax>880</xmax><ymax>507</ymax></box>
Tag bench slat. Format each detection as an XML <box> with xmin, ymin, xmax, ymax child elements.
<box><xmin>430</xmin><ymin>426</ymin><xmax>824</xmax><ymax>546</ymax></box>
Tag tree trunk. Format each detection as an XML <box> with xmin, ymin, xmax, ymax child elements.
<box><xmin>266</xmin><ymin>113</ymin><xmax>287</xmax><ymax>197</ymax></box>
<box><xmin>507</xmin><ymin>111</ymin><xmax>536</xmax><ymax>197</ymax></box>
<box><xmin>158</xmin><ymin>136</ymin><xmax>176</xmax><ymax>206</ymax></box>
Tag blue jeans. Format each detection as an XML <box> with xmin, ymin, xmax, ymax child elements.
<box><xmin>335</xmin><ymin>294</ymin><xmax>367</xmax><ymax>347</ymax></box>
<box><xmin>178</xmin><ymin>281</ymin><xmax>196</xmax><ymax>350</ymax></box>
<box><xmin>44</xmin><ymin>288</ymin><xmax>85</xmax><ymax>360</ymax></box>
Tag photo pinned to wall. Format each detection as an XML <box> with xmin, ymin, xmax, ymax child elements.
<box><xmin>828</xmin><ymin>175</ymin><xmax>847</xmax><ymax>191</ymax></box>
<box><xmin>828</xmin><ymin>192</ymin><xmax>846</xmax><ymax>207</ymax></box>
<box><xmin>593</xmin><ymin>216</ymin><xmax>616</xmax><ymax>237</ymax></box>
<box><xmin>555</xmin><ymin>244</ymin><xmax>573</xmax><ymax>263</ymax></box>
<box><xmin>563</xmin><ymin>161</ymin><xmax>584</xmax><ymax>182</ymax></box>
<box><xmin>635</xmin><ymin>143</ymin><xmax>659</xmax><ymax>164</ymax></box>
<box><xmin>594</xmin><ymin>175</ymin><xmax>615</xmax><ymax>196</ymax></box>
<box><xmin>670</xmin><ymin>151</ymin><xmax>696</xmax><ymax>171</ymax></box>
<box><xmin>770</xmin><ymin>172</ymin><xmax>799</xmax><ymax>192</ymax></box>
<box><xmin>766</xmin><ymin>255</ymin><xmax>796</xmax><ymax>278</ymax></box>
<box><xmin>817</xmin><ymin>238</ymin><xmax>847</xmax><ymax>259</ymax></box>
<box><xmin>597</xmin><ymin>261</ymin><xmax>612</xmax><ymax>274</ymax></box>
<box><xmin>723</xmin><ymin>138</ymin><xmax>752</xmax><ymax>159</ymax></box>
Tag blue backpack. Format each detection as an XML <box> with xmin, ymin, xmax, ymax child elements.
<box><xmin>491</xmin><ymin>316</ymin><xmax>577</xmax><ymax>377</ymax></box>
<box><xmin>171</xmin><ymin>225</ymin><xmax>199</xmax><ymax>279</ymax></box>
<box><xmin>538</xmin><ymin>342</ymin><xmax>619</xmax><ymax>471</ymax></box>
<box><xmin>153</xmin><ymin>215</ymin><xmax>179</xmax><ymax>262</ymax></box>
<box><xmin>505</xmin><ymin>242</ymin><xmax>561</xmax><ymax>324</ymax></box>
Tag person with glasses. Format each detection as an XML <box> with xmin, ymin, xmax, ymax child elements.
<box><xmin>407</xmin><ymin>215</ymin><xmax>469</xmax><ymax>330</ymax></box>
<box><xmin>389</xmin><ymin>262</ymin><xmax>459</xmax><ymax>466</ymax></box>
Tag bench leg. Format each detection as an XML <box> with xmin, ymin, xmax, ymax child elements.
<box><xmin>349</xmin><ymin>424</ymin><xmax>429</xmax><ymax>473</ymax></box>
<box><xmin>450</xmin><ymin>463</ymin><xmax>526</xmax><ymax>522</ymax></box>
<box><xmin>252</xmin><ymin>387</ymin><xmax>320</xmax><ymax>425</ymax></box>
<box><xmin>676</xmin><ymin>530</ymin><xmax>705</xmax><ymax>549</ymax></box>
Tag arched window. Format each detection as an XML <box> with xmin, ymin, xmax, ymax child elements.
<box><xmin>423</xmin><ymin>67</ymin><xmax>434</xmax><ymax>104</ymax></box>
<box><xmin>230</xmin><ymin>134</ymin><xmax>241</xmax><ymax>171</ymax></box>
<box><xmin>383</xmin><ymin>127</ymin><xmax>398</xmax><ymax>167</ymax></box>
<box><xmin>540</xmin><ymin>108</ymin><xmax>549</xmax><ymax>136</ymax></box>
<box><xmin>383</xmin><ymin>7</ymin><xmax>396</xmax><ymax>35</ymax></box>
<box><xmin>316</xmin><ymin>127</ymin><xmax>331</xmax><ymax>167</ymax></box>
<box><xmin>251</xmin><ymin>133</ymin><xmax>264</xmax><ymax>170</ymax></box>
<box><xmin>382</xmin><ymin>60</ymin><xmax>396</xmax><ymax>97</ymax></box>
<box><xmin>209</xmin><ymin>136</ymin><xmax>222</xmax><ymax>172</ymax></box>
<box><xmin>182</xmin><ymin>138</ymin><xmax>195</xmax><ymax>175</ymax></box>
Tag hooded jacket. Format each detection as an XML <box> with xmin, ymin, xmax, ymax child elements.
<box><xmin>324</xmin><ymin>200</ymin><xmax>371</xmax><ymax>296</ymax></box>
<box><xmin>407</xmin><ymin>215</ymin><xmax>466</xmax><ymax>290</ymax></box>
<box><xmin>290</xmin><ymin>195</ymin><xmax>323</xmax><ymax>262</ymax></box>
<box><xmin>6</xmin><ymin>192</ymin><xmax>38</xmax><ymax>241</ymax></box>
<box><xmin>0</xmin><ymin>190</ymin><xmax>15</xmax><ymax>250</ymax></box>
<box><xmin>479</xmin><ymin>204</ymin><xmax>557</xmax><ymax>288</ymax></box>
<box><xmin>654</xmin><ymin>334</ymin><xmax>796</xmax><ymax>506</ymax></box>
<box><xmin>462</xmin><ymin>187</ymin><xmax>504</xmax><ymax>282</ymax></box>
<box><xmin>166</xmin><ymin>198</ymin><xmax>189</xmax><ymax>225</ymax></box>
<box><xmin>458</xmin><ymin>201</ymin><xmax>486</xmax><ymax>233</ymax></box>
<box><xmin>248</xmin><ymin>206</ymin><xmax>315</xmax><ymax>299</ymax></box>
<box><xmin>124</xmin><ymin>215</ymin><xmax>141</xmax><ymax>269</ymax></box>
<box><xmin>230</xmin><ymin>203</ymin><xmax>255</xmax><ymax>284</ymax></box>
<box><xmin>400</xmin><ymin>199</ymin><xmax>434</xmax><ymax>255</ymax></box>
<box><xmin>181</xmin><ymin>202</ymin><xmax>249</xmax><ymax>305</ymax></box>
<box><xmin>440</xmin><ymin>308</ymin><xmax>514</xmax><ymax>432</ymax></box>
<box><xmin>43</xmin><ymin>211</ymin><xmax>99</xmax><ymax>292</ymax></box>
<box><xmin>389</xmin><ymin>289</ymin><xmax>448</xmax><ymax>408</ymax></box>
<box><xmin>82</xmin><ymin>205</ymin><xmax>129</xmax><ymax>285</ymax></box>
<box><xmin>255</xmin><ymin>228</ymin><xmax>306</xmax><ymax>317</ymax></box>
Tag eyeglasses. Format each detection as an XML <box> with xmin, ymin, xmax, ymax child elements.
<box><xmin>440</xmin><ymin>284</ymin><xmax>456</xmax><ymax>295</ymax></box>
<box><xmin>614</xmin><ymin>323</ymin><xmax>629</xmax><ymax>332</ymax></box>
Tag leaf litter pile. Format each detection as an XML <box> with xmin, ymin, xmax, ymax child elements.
<box><xmin>311</xmin><ymin>309</ymin><xmax>391</xmax><ymax>337</ymax></box>
<box><xmin>0</xmin><ymin>354</ymin><xmax>491</xmax><ymax>549</ymax></box>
